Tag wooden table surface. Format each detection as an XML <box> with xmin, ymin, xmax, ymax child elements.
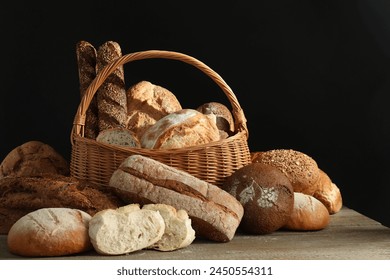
<box><xmin>1</xmin><ymin>207</ymin><xmax>389</xmax><ymax>260</ymax></box>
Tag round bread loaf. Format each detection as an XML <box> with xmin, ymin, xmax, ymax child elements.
<box><xmin>140</xmin><ymin>109</ymin><xmax>220</xmax><ymax>149</ymax></box>
<box><xmin>283</xmin><ymin>192</ymin><xmax>330</xmax><ymax>231</ymax></box>
<box><xmin>7</xmin><ymin>208</ymin><xmax>93</xmax><ymax>257</ymax></box>
<box><xmin>126</xmin><ymin>80</ymin><xmax>182</xmax><ymax>139</ymax></box>
<box><xmin>312</xmin><ymin>169</ymin><xmax>342</xmax><ymax>214</ymax></box>
<box><xmin>222</xmin><ymin>162</ymin><xmax>294</xmax><ymax>234</ymax></box>
<box><xmin>252</xmin><ymin>149</ymin><xmax>320</xmax><ymax>195</ymax></box>
<box><xmin>196</xmin><ymin>102</ymin><xmax>234</xmax><ymax>135</ymax></box>
<box><xmin>96</xmin><ymin>127</ymin><xmax>141</xmax><ymax>147</ymax></box>
<box><xmin>0</xmin><ymin>141</ymin><xmax>69</xmax><ymax>179</ymax></box>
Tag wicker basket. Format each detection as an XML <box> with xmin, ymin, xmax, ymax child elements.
<box><xmin>70</xmin><ymin>50</ymin><xmax>251</xmax><ymax>188</ymax></box>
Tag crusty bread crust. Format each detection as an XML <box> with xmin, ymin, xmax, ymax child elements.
<box><xmin>0</xmin><ymin>140</ymin><xmax>69</xmax><ymax>179</ymax></box>
<box><xmin>7</xmin><ymin>208</ymin><xmax>93</xmax><ymax>257</ymax></box>
<box><xmin>126</xmin><ymin>81</ymin><xmax>182</xmax><ymax>139</ymax></box>
<box><xmin>109</xmin><ymin>155</ymin><xmax>243</xmax><ymax>242</ymax></box>
<box><xmin>283</xmin><ymin>192</ymin><xmax>330</xmax><ymax>231</ymax></box>
<box><xmin>222</xmin><ymin>162</ymin><xmax>294</xmax><ymax>234</ymax></box>
<box><xmin>252</xmin><ymin>149</ymin><xmax>320</xmax><ymax>195</ymax></box>
<box><xmin>76</xmin><ymin>40</ymin><xmax>99</xmax><ymax>139</ymax></box>
<box><xmin>140</xmin><ymin>109</ymin><xmax>220</xmax><ymax>149</ymax></box>
<box><xmin>313</xmin><ymin>169</ymin><xmax>343</xmax><ymax>214</ymax></box>
<box><xmin>0</xmin><ymin>174</ymin><xmax>124</xmax><ymax>234</ymax></box>
<box><xmin>96</xmin><ymin>41</ymin><xmax>127</xmax><ymax>131</ymax></box>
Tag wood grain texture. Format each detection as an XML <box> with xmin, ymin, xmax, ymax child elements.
<box><xmin>1</xmin><ymin>207</ymin><xmax>389</xmax><ymax>259</ymax></box>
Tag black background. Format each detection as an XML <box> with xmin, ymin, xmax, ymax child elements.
<box><xmin>1</xmin><ymin>1</ymin><xmax>390</xmax><ymax>227</ymax></box>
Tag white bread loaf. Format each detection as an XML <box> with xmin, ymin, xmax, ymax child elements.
<box><xmin>143</xmin><ymin>204</ymin><xmax>195</xmax><ymax>251</ymax></box>
<box><xmin>96</xmin><ymin>127</ymin><xmax>141</xmax><ymax>147</ymax></box>
<box><xmin>283</xmin><ymin>192</ymin><xmax>330</xmax><ymax>231</ymax></box>
<box><xmin>88</xmin><ymin>204</ymin><xmax>165</xmax><ymax>255</ymax></box>
<box><xmin>140</xmin><ymin>109</ymin><xmax>220</xmax><ymax>149</ymax></box>
<box><xmin>7</xmin><ymin>208</ymin><xmax>93</xmax><ymax>257</ymax></box>
<box><xmin>109</xmin><ymin>155</ymin><xmax>243</xmax><ymax>242</ymax></box>
<box><xmin>126</xmin><ymin>80</ymin><xmax>182</xmax><ymax>139</ymax></box>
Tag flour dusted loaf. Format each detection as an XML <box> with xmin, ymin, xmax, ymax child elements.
<box><xmin>88</xmin><ymin>204</ymin><xmax>165</xmax><ymax>255</ymax></box>
<box><xmin>283</xmin><ymin>192</ymin><xmax>330</xmax><ymax>231</ymax></box>
<box><xmin>126</xmin><ymin>80</ymin><xmax>182</xmax><ymax>139</ymax></box>
<box><xmin>0</xmin><ymin>140</ymin><xmax>69</xmax><ymax>179</ymax></box>
<box><xmin>109</xmin><ymin>154</ymin><xmax>243</xmax><ymax>242</ymax></box>
<box><xmin>7</xmin><ymin>208</ymin><xmax>93</xmax><ymax>257</ymax></box>
<box><xmin>143</xmin><ymin>204</ymin><xmax>195</xmax><ymax>251</ymax></box>
<box><xmin>222</xmin><ymin>162</ymin><xmax>294</xmax><ymax>234</ymax></box>
<box><xmin>140</xmin><ymin>109</ymin><xmax>220</xmax><ymax>149</ymax></box>
<box><xmin>252</xmin><ymin>149</ymin><xmax>320</xmax><ymax>195</ymax></box>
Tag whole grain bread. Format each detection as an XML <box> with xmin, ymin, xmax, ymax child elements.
<box><xmin>0</xmin><ymin>141</ymin><xmax>69</xmax><ymax>179</ymax></box>
<box><xmin>0</xmin><ymin>174</ymin><xmax>124</xmax><ymax>234</ymax></box>
<box><xmin>96</xmin><ymin>41</ymin><xmax>127</xmax><ymax>131</ymax></box>
<box><xmin>76</xmin><ymin>40</ymin><xmax>99</xmax><ymax>139</ymax></box>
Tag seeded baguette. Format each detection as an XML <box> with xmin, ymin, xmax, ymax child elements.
<box><xmin>96</xmin><ymin>41</ymin><xmax>127</xmax><ymax>131</ymax></box>
<box><xmin>76</xmin><ymin>40</ymin><xmax>99</xmax><ymax>139</ymax></box>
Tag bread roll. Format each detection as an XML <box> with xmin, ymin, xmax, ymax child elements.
<box><xmin>109</xmin><ymin>154</ymin><xmax>243</xmax><ymax>242</ymax></box>
<box><xmin>7</xmin><ymin>208</ymin><xmax>93</xmax><ymax>257</ymax></box>
<box><xmin>96</xmin><ymin>41</ymin><xmax>127</xmax><ymax>131</ymax></box>
<box><xmin>143</xmin><ymin>204</ymin><xmax>195</xmax><ymax>251</ymax></box>
<box><xmin>96</xmin><ymin>127</ymin><xmax>141</xmax><ymax>147</ymax></box>
<box><xmin>0</xmin><ymin>174</ymin><xmax>124</xmax><ymax>234</ymax></box>
<box><xmin>252</xmin><ymin>149</ymin><xmax>320</xmax><ymax>195</ymax></box>
<box><xmin>88</xmin><ymin>204</ymin><xmax>165</xmax><ymax>255</ymax></box>
<box><xmin>76</xmin><ymin>40</ymin><xmax>99</xmax><ymax>139</ymax></box>
<box><xmin>0</xmin><ymin>141</ymin><xmax>69</xmax><ymax>179</ymax></box>
<box><xmin>283</xmin><ymin>192</ymin><xmax>330</xmax><ymax>231</ymax></box>
<box><xmin>140</xmin><ymin>109</ymin><xmax>220</xmax><ymax>149</ymax></box>
<box><xmin>196</xmin><ymin>102</ymin><xmax>234</xmax><ymax>136</ymax></box>
<box><xmin>313</xmin><ymin>169</ymin><xmax>342</xmax><ymax>214</ymax></box>
<box><xmin>126</xmin><ymin>80</ymin><xmax>182</xmax><ymax>138</ymax></box>
<box><xmin>222</xmin><ymin>163</ymin><xmax>294</xmax><ymax>234</ymax></box>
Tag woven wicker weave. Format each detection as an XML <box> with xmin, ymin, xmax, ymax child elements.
<box><xmin>70</xmin><ymin>50</ymin><xmax>251</xmax><ymax>187</ymax></box>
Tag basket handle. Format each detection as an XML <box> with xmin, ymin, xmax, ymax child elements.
<box><xmin>72</xmin><ymin>50</ymin><xmax>249</xmax><ymax>140</ymax></box>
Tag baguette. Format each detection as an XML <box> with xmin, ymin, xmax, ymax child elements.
<box><xmin>76</xmin><ymin>40</ymin><xmax>99</xmax><ymax>139</ymax></box>
<box><xmin>96</xmin><ymin>41</ymin><xmax>127</xmax><ymax>131</ymax></box>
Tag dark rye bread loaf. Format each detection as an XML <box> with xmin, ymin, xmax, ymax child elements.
<box><xmin>222</xmin><ymin>163</ymin><xmax>294</xmax><ymax>234</ymax></box>
<box><xmin>0</xmin><ymin>174</ymin><xmax>124</xmax><ymax>234</ymax></box>
<box><xmin>109</xmin><ymin>155</ymin><xmax>244</xmax><ymax>242</ymax></box>
<box><xmin>96</xmin><ymin>41</ymin><xmax>127</xmax><ymax>131</ymax></box>
<box><xmin>76</xmin><ymin>40</ymin><xmax>99</xmax><ymax>139</ymax></box>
